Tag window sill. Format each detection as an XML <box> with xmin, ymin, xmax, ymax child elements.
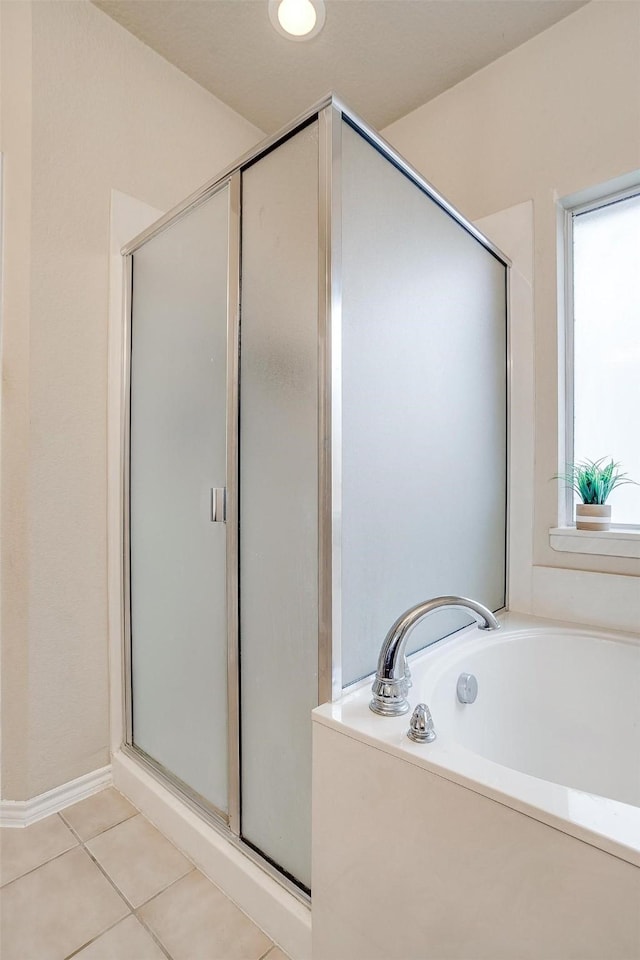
<box><xmin>549</xmin><ymin>526</ymin><xmax>640</xmax><ymax>560</ymax></box>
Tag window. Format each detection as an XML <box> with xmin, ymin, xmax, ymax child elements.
<box><xmin>564</xmin><ymin>186</ymin><xmax>640</xmax><ymax>528</ymax></box>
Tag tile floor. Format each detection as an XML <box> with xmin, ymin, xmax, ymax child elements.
<box><xmin>0</xmin><ymin>787</ymin><xmax>290</xmax><ymax>960</ymax></box>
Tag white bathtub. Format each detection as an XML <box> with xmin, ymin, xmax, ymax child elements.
<box><xmin>427</xmin><ymin>619</ymin><xmax>640</xmax><ymax>812</ymax></box>
<box><xmin>312</xmin><ymin>613</ymin><xmax>640</xmax><ymax>959</ymax></box>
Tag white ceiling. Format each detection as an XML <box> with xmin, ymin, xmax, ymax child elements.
<box><xmin>94</xmin><ymin>0</ymin><xmax>587</xmax><ymax>133</ymax></box>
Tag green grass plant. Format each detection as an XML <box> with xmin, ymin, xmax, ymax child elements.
<box><xmin>555</xmin><ymin>457</ymin><xmax>637</xmax><ymax>505</ymax></box>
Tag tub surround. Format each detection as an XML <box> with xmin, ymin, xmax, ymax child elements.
<box><xmin>312</xmin><ymin>612</ymin><xmax>640</xmax><ymax>959</ymax></box>
<box><xmin>312</xmin><ymin>722</ymin><xmax>640</xmax><ymax>960</ymax></box>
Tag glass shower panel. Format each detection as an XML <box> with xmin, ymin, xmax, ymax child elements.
<box><xmin>129</xmin><ymin>188</ymin><xmax>230</xmax><ymax>814</ymax></box>
<box><xmin>240</xmin><ymin>122</ymin><xmax>319</xmax><ymax>891</ymax></box>
<box><xmin>340</xmin><ymin>121</ymin><xmax>507</xmax><ymax>685</ymax></box>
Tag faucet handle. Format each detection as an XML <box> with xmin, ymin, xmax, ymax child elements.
<box><xmin>407</xmin><ymin>703</ymin><xmax>436</xmax><ymax>743</ymax></box>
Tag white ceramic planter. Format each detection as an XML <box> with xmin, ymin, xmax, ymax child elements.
<box><xmin>576</xmin><ymin>503</ymin><xmax>611</xmax><ymax>531</ymax></box>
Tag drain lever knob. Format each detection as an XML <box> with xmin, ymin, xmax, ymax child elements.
<box><xmin>407</xmin><ymin>703</ymin><xmax>436</xmax><ymax>743</ymax></box>
<box><xmin>457</xmin><ymin>672</ymin><xmax>478</xmax><ymax>704</ymax></box>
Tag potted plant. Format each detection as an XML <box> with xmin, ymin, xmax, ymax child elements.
<box><xmin>555</xmin><ymin>458</ymin><xmax>637</xmax><ymax>531</ymax></box>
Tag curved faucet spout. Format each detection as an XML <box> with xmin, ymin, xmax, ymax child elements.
<box><xmin>370</xmin><ymin>595</ymin><xmax>500</xmax><ymax>717</ymax></box>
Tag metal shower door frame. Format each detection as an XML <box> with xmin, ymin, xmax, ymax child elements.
<box><xmin>119</xmin><ymin>94</ymin><xmax>511</xmax><ymax>900</ymax></box>
<box><xmin>121</xmin><ymin>173</ymin><xmax>239</xmax><ymax>832</ymax></box>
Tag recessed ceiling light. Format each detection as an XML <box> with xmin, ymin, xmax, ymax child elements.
<box><xmin>268</xmin><ymin>0</ymin><xmax>326</xmax><ymax>41</ymax></box>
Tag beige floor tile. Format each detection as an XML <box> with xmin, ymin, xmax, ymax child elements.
<box><xmin>139</xmin><ymin>869</ymin><xmax>273</xmax><ymax>960</ymax></box>
<box><xmin>85</xmin><ymin>813</ymin><xmax>192</xmax><ymax>908</ymax></box>
<box><xmin>73</xmin><ymin>915</ymin><xmax>167</xmax><ymax>960</ymax></box>
<box><xmin>61</xmin><ymin>787</ymin><xmax>137</xmax><ymax>842</ymax></box>
<box><xmin>0</xmin><ymin>814</ymin><xmax>78</xmax><ymax>886</ymax></box>
<box><xmin>0</xmin><ymin>846</ymin><xmax>128</xmax><ymax>960</ymax></box>
<box><xmin>264</xmin><ymin>949</ymin><xmax>292</xmax><ymax>960</ymax></box>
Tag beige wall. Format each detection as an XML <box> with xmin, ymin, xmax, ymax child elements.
<box><xmin>0</xmin><ymin>0</ymin><xmax>262</xmax><ymax>800</ymax></box>
<box><xmin>383</xmin><ymin>0</ymin><xmax>640</xmax><ymax>582</ymax></box>
<box><xmin>2</xmin><ymin>0</ymin><xmax>637</xmax><ymax>801</ymax></box>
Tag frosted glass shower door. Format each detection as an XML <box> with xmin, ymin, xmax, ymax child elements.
<box><xmin>129</xmin><ymin>187</ymin><xmax>230</xmax><ymax>815</ymax></box>
<box><xmin>340</xmin><ymin>121</ymin><xmax>507</xmax><ymax>684</ymax></box>
<box><xmin>240</xmin><ymin>122</ymin><xmax>319</xmax><ymax>892</ymax></box>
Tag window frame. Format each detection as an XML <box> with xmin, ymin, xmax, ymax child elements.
<box><xmin>561</xmin><ymin>180</ymin><xmax>640</xmax><ymax>532</ymax></box>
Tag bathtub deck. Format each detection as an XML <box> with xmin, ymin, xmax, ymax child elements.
<box><xmin>314</xmin><ymin>611</ymin><xmax>640</xmax><ymax>868</ymax></box>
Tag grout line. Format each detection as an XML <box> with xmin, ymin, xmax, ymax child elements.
<box><xmin>63</xmin><ymin>818</ymin><xmax>137</xmax><ymax>912</ymax></box>
<box><xmin>132</xmin><ymin>911</ymin><xmax>175</xmax><ymax>960</ymax></box>
<box><xmin>0</xmin><ymin>814</ymin><xmax>133</xmax><ymax>960</ymax></box>
<box><xmin>135</xmin><ymin>865</ymin><xmax>197</xmax><ymax>910</ymax></box>
<box><xmin>0</xmin><ymin>835</ymin><xmax>80</xmax><ymax>890</ymax></box>
<box><xmin>67</xmin><ymin>809</ymin><xmax>145</xmax><ymax>844</ymax></box>
<box><xmin>3</xmin><ymin>805</ymin><xmax>280</xmax><ymax>960</ymax></box>
<box><xmin>62</xmin><ymin>814</ymin><xmax>197</xmax><ymax>960</ymax></box>
<box><xmin>62</xmin><ymin>915</ymin><xmax>131</xmax><ymax>960</ymax></box>
<box><xmin>59</xmin><ymin>807</ymin><xmax>138</xmax><ymax>840</ymax></box>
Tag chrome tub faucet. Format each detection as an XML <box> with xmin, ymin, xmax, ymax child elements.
<box><xmin>369</xmin><ymin>595</ymin><xmax>500</xmax><ymax>717</ymax></box>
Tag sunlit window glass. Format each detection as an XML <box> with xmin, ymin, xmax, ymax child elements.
<box><xmin>572</xmin><ymin>193</ymin><xmax>640</xmax><ymax>525</ymax></box>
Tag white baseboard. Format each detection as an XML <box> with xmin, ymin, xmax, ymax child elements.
<box><xmin>0</xmin><ymin>765</ymin><xmax>112</xmax><ymax>827</ymax></box>
<box><xmin>112</xmin><ymin>750</ymin><xmax>311</xmax><ymax>960</ymax></box>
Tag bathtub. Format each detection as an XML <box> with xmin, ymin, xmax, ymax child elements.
<box><xmin>311</xmin><ymin>612</ymin><xmax>640</xmax><ymax>960</ymax></box>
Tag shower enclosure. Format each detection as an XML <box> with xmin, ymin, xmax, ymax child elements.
<box><xmin>121</xmin><ymin>95</ymin><xmax>509</xmax><ymax>897</ymax></box>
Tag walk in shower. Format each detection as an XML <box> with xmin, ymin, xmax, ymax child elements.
<box><xmin>121</xmin><ymin>95</ymin><xmax>509</xmax><ymax>897</ymax></box>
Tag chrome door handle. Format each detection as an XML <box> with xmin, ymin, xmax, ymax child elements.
<box><xmin>210</xmin><ymin>487</ymin><xmax>227</xmax><ymax>523</ymax></box>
